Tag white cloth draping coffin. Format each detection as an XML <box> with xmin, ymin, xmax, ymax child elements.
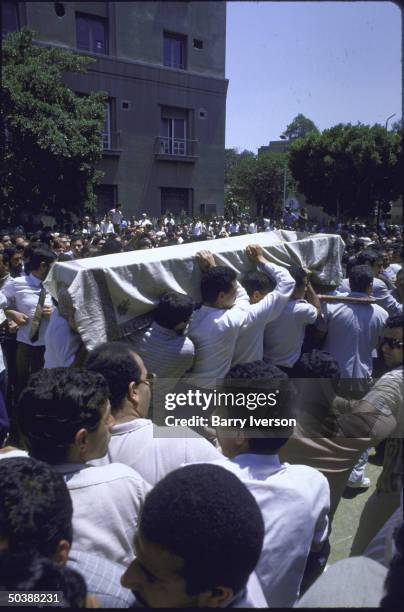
<box><xmin>44</xmin><ymin>230</ymin><xmax>344</xmax><ymax>350</ymax></box>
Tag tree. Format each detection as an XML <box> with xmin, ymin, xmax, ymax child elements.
<box><xmin>224</xmin><ymin>148</ymin><xmax>255</xmax><ymax>184</ymax></box>
<box><xmin>288</xmin><ymin>123</ymin><xmax>402</xmax><ymax>219</ymax></box>
<box><xmin>280</xmin><ymin>113</ymin><xmax>319</xmax><ymax>141</ymax></box>
<box><xmin>1</xmin><ymin>28</ymin><xmax>107</xmax><ymax>225</ymax></box>
<box><xmin>227</xmin><ymin>153</ymin><xmax>296</xmax><ymax>217</ymax></box>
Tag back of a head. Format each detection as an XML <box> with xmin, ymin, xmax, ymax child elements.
<box><xmin>0</xmin><ymin>457</ymin><xmax>72</xmax><ymax>557</ymax></box>
<box><xmin>289</xmin><ymin>265</ymin><xmax>308</xmax><ymax>290</ymax></box>
<box><xmin>0</xmin><ymin>553</ymin><xmax>87</xmax><ymax>607</ymax></box>
<box><xmin>17</xmin><ymin>368</ymin><xmax>108</xmax><ymax>464</ymax></box>
<box><xmin>348</xmin><ymin>265</ymin><xmax>374</xmax><ymax>293</ymax></box>
<box><xmin>356</xmin><ymin>249</ymin><xmax>379</xmax><ymax>267</ymax></box>
<box><xmin>221</xmin><ymin>365</ymin><xmax>294</xmax><ymax>454</ymax></box>
<box><xmin>200</xmin><ymin>266</ymin><xmax>237</xmax><ymax>303</ymax></box>
<box><xmin>241</xmin><ymin>270</ymin><xmax>275</xmax><ymax>298</ymax></box>
<box><xmin>385</xmin><ymin>313</ymin><xmax>404</xmax><ymax>330</ymax></box>
<box><xmin>85</xmin><ymin>342</ymin><xmax>141</xmax><ymax>413</ymax></box>
<box><xmin>29</xmin><ymin>246</ymin><xmax>57</xmax><ymax>272</ymax></box>
<box><xmin>140</xmin><ymin>464</ymin><xmax>264</xmax><ymax>596</ymax></box>
<box><xmin>101</xmin><ymin>237</ymin><xmax>123</xmax><ymax>255</ymax></box>
<box><xmin>294</xmin><ymin>350</ymin><xmax>341</xmax><ymax>379</ymax></box>
<box><xmin>153</xmin><ymin>291</ymin><xmax>194</xmax><ymax>329</ymax></box>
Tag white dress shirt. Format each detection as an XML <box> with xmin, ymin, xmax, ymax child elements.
<box><xmin>184</xmin><ymin>284</ymin><xmax>250</xmax><ymax>387</ymax></box>
<box><xmin>54</xmin><ymin>462</ymin><xmax>151</xmax><ymax>567</ymax></box>
<box><xmin>3</xmin><ymin>274</ymin><xmax>53</xmax><ymax>346</ymax></box>
<box><xmin>339</xmin><ymin>277</ymin><xmax>402</xmax><ymax>316</ymax></box>
<box><xmin>232</xmin><ymin>262</ymin><xmax>295</xmax><ymax>365</ymax></box>
<box><xmin>44</xmin><ymin>308</ymin><xmax>82</xmax><ymax>368</ymax></box>
<box><xmin>92</xmin><ymin>418</ymin><xmax>222</xmax><ymax>486</ymax></box>
<box><xmin>322</xmin><ymin>292</ymin><xmax>388</xmax><ymax>378</ymax></box>
<box><xmin>194</xmin><ymin>455</ymin><xmax>330</xmax><ymax>607</ymax></box>
<box><xmin>109</xmin><ymin>209</ymin><xmax>123</xmax><ymax>225</ymax></box>
<box><xmin>263</xmin><ymin>299</ymin><xmax>318</xmax><ymax>367</ymax></box>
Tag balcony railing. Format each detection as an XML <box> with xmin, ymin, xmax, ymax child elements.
<box><xmin>155</xmin><ymin>137</ymin><xmax>198</xmax><ymax>159</ymax></box>
<box><xmin>102</xmin><ymin>131</ymin><xmax>121</xmax><ymax>151</ymax></box>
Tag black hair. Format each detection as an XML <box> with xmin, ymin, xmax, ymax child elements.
<box><xmin>17</xmin><ymin>368</ymin><xmax>109</xmax><ymax>464</ymax></box>
<box><xmin>200</xmin><ymin>266</ymin><xmax>237</xmax><ymax>303</ymax></box>
<box><xmin>29</xmin><ymin>246</ymin><xmax>57</xmax><ymax>272</ymax></box>
<box><xmin>348</xmin><ymin>265</ymin><xmax>374</xmax><ymax>293</ymax></box>
<box><xmin>288</xmin><ymin>265</ymin><xmax>308</xmax><ymax>289</ymax></box>
<box><xmin>385</xmin><ymin>314</ymin><xmax>404</xmax><ymax>329</ymax></box>
<box><xmin>0</xmin><ymin>553</ymin><xmax>87</xmax><ymax>607</ymax></box>
<box><xmin>140</xmin><ymin>464</ymin><xmax>264</xmax><ymax>596</ymax></box>
<box><xmin>380</xmin><ymin>520</ymin><xmax>404</xmax><ymax>608</ymax></box>
<box><xmin>241</xmin><ymin>271</ymin><xmax>275</xmax><ymax>298</ymax></box>
<box><xmin>356</xmin><ymin>249</ymin><xmax>381</xmax><ymax>267</ymax></box>
<box><xmin>153</xmin><ymin>291</ymin><xmax>194</xmax><ymax>329</ymax></box>
<box><xmin>101</xmin><ymin>237</ymin><xmax>123</xmax><ymax>255</ymax></box>
<box><xmin>0</xmin><ymin>458</ymin><xmax>73</xmax><ymax>556</ymax></box>
<box><xmin>221</xmin><ymin>362</ymin><xmax>294</xmax><ymax>453</ymax></box>
<box><xmin>293</xmin><ymin>350</ymin><xmax>341</xmax><ymax>379</ymax></box>
<box><xmin>3</xmin><ymin>246</ymin><xmax>22</xmax><ymax>264</ymax></box>
<box><xmin>85</xmin><ymin>342</ymin><xmax>141</xmax><ymax>413</ymax></box>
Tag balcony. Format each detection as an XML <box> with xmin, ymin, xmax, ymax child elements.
<box><xmin>155</xmin><ymin>137</ymin><xmax>199</xmax><ymax>162</ymax></box>
<box><xmin>102</xmin><ymin>131</ymin><xmax>122</xmax><ymax>156</ymax></box>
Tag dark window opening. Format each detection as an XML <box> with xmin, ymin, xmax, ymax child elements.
<box><xmin>163</xmin><ymin>32</ymin><xmax>186</xmax><ymax>70</ymax></box>
<box><xmin>193</xmin><ymin>39</ymin><xmax>203</xmax><ymax>49</ymax></box>
<box><xmin>2</xmin><ymin>1</ymin><xmax>19</xmax><ymax>35</ymax></box>
<box><xmin>94</xmin><ymin>185</ymin><xmax>117</xmax><ymax>216</ymax></box>
<box><xmin>161</xmin><ymin>188</ymin><xmax>191</xmax><ymax>215</ymax></box>
<box><xmin>76</xmin><ymin>12</ymin><xmax>108</xmax><ymax>54</ymax></box>
<box><xmin>121</xmin><ymin>100</ymin><xmax>131</xmax><ymax>110</ymax></box>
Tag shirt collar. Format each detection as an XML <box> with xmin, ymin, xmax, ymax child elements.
<box><xmin>152</xmin><ymin>322</ymin><xmax>179</xmax><ymax>337</ymax></box>
<box><xmin>233</xmin><ymin>452</ymin><xmax>281</xmax><ymax>472</ymax></box>
<box><xmin>28</xmin><ymin>273</ymin><xmax>42</xmax><ymax>287</ymax></box>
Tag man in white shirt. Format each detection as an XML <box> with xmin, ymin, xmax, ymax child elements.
<box><xmin>321</xmin><ymin>265</ymin><xmax>388</xmax><ymax>380</ymax></box>
<box><xmin>85</xmin><ymin>342</ymin><xmax>222</xmax><ymax>485</ymax></box>
<box><xmin>192</xmin><ymin>218</ymin><xmax>203</xmax><ymax>237</ymax></box>
<box><xmin>139</xmin><ymin>212</ymin><xmax>152</xmax><ymax>228</ymax></box>
<box><xmin>263</xmin><ymin>266</ymin><xmax>320</xmax><ymax>372</ymax></box>
<box><xmin>44</xmin><ymin>288</ymin><xmax>81</xmax><ymax>369</ymax></box>
<box><xmin>232</xmin><ymin>245</ymin><xmax>295</xmax><ymax>365</ymax></box>
<box><xmin>109</xmin><ymin>203</ymin><xmax>123</xmax><ymax>234</ymax></box>
<box><xmin>339</xmin><ymin>250</ymin><xmax>402</xmax><ymax>316</ymax></box>
<box><xmin>121</xmin><ymin>463</ymin><xmax>266</xmax><ymax>608</ymax></box>
<box><xmin>205</xmin><ymin>373</ymin><xmax>330</xmax><ymax>607</ymax></box>
<box><xmin>3</xmin><ymin>246</ymin><xmax>56</xmax><ymax>395</ymax></box>
<box><xmin>17</xmin><ymin>367</ymin><xmax>151</xmax><ymax>567</ymax></box>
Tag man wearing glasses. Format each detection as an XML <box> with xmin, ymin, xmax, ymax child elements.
<box><xmin>337</xmin><ymin>314</ymin><xmax>403</xmax><ymax>557</ymax></box>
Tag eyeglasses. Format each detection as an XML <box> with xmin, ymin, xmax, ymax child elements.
<box><xmin>137</xmin><ymin>372</ymin><xmax>156</xmax><ymax>388</ymax></box>
<box><xmin>381</xmin><ymin>337</ymin><xmax>403</xmax><ymax>349</ymax></box>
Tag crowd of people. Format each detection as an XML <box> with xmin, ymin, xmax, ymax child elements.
<box><xmin>0</xmin><ymin>207</ymin><xmax>403</xmax><ymax>608</ymax></box>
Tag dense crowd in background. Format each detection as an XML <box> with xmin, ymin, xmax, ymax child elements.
<box><xmin>0</xmin><ymin>204</ymin><xmax>403</xmax><ymax>608</ymax></box>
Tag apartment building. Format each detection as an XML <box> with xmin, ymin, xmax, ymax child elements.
<box><xmin>2</xmin><ymin>1</ymin><xmax>228</xmax><ymax>218</ymax></box>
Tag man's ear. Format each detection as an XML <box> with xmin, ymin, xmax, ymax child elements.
<box><xmin>235</xmin><ymin>429</ymin><xmax>249</xmax><ymax>452</ymax></box>
<box><xmin>128</xmin><ymin>381</ymin><xmax>139</xmax><ymax>406</ymax></box>
<box><xmin>53</xmin><ymin>539</ymin><xmax>71</xmax><ymax>566</ymax></box>
<box><xmin>75</xmin><ymin>428</ymin><xmax>88</xmax><ymax>453</ymax></box>
<box><xmin>197</xmin><ymin>586</ymin><xmax>234</xmax><ymax>608</ymax></box>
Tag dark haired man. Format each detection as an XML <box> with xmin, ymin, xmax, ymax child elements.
<box><xmin>263</xmin><ymin>265</ymin><xmax>321</xmax><ymax>372</ymax></box>
<box><xmin>0</xmin><ymin>457</ymin><xmax>135</xmax><ymax>607</ymax></box>
<box><xmin>128</xmin><ymin>291</ymin><xmax>195</xmax><ymax>396</ymax></box>
<box><xmin>206</xmin><ymin>371</ymin><xmax>330</xmax><ymax>607</ymax></box>
<box><xmin>85</xmin><ymin>342</ymin><xmax>221</xmax><ymax>485</ymax></box>
<box><xmin>3</xmin><ymin>247</ymin><xmax>23</xmax><ymax>278</ymax></box>
<box><xmin>109</xmin><ymin>203</ymin><xmax>123</xmax><ymax>234</ymax></box>
<box><xmin>3</xmin><ymin>246</ymin><xmax>56</xmax><ymax>394</ymax></box>
<box><xmin>17</xmin><ymin>368</ymin><xmax>151</xmax><ymax>567</ymax></box>
<box><xmin>339</xmin><ymin>249</ymin><xmax>402</xmax><ymax>316</ymax></box>
<box><xmin>121</xmin><ymin>464</ymin><xmax>266</xmax><ymax>607</ymax></box>
<box><xmin>321</xmin><ymin>265</ymin><xmax>387</xmax><ymax>381</ymax></box>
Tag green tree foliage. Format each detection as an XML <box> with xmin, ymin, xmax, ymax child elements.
<box><xmin>227</xmin><ymin>153</ymin><xmax>296</xmax><ymax>217</ymax></box>
<box><xmin>280</xmin><ymin>113</ymin><xmax>319</xmax><ymax>141</ymax></box>
<box><xmin>225</xmin><ymin>148</ymin><xmax>255</xmax><ymax>183</ymax></box>
<box><xmin>1</xmin><ymin>28</ymin><xmax>107</xmax><ymax>224</ymax></box>
<box><xmin>288</xmin><ymin>123</ymin><xmax>402</xmax><ymax>219</ymax></box>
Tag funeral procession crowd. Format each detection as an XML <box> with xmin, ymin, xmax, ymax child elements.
<box><xmin>0</xmin><ymin>205</ymin><xmax>403</xmax><ymax>608</ymax></box>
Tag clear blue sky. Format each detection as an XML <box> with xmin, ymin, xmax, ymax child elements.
<box><xmin>225</xmin><ymin>1</ymin><xmax>401</xmax><ymax>152</ymax></box>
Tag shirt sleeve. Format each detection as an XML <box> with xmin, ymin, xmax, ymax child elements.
<box><xmin>373</xmin><ymin>281</ymin><xmax>403</xmax><ymax>316</ymax></box>
<box><xmin>294</xmin><ymin>301</ymin><xmax>318</xmax><ymax>325</ymax></box>
<box><xmin>2</xmin><ymin>280</ymin><xmax>16</xmax><ymax>306</ymax></box>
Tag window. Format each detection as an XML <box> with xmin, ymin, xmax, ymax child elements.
<box><xmin>163</xmin><ymin>32</ymin><xmax>186</xmax><ymax>69</ymax></box>
<box><xmin>102</xmin><ymin>101</ymin><xmax>111</xmax><ymax>149</ymax></box>
<box><xmin>76</xmin><ymin>12</ymin><xmax>108</xmax><ymax>54</ymax></box>
<box><xmin>161</xmin><ymin>188</ymin><xmax>191</xmax><ymax>215</ymax></box>
<box><xmin>2</xmin><ymin>1</ymin><xmax>19</xmax><ymax>35</ymax></box>
<box><xmin>160</xmin><ymin>117</ymin><xmax>187</xmax><ymax>155</ymax></box>
<box><xmin>193</xmin><ymin>39</ymin><xmax>203</xmax><ymax>49</ymax></box>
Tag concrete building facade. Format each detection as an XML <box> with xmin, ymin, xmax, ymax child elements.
<box><xmin>3</xmin><ymin>1</ymin><xmax>228</xmax><ymax>218</ymax></box>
